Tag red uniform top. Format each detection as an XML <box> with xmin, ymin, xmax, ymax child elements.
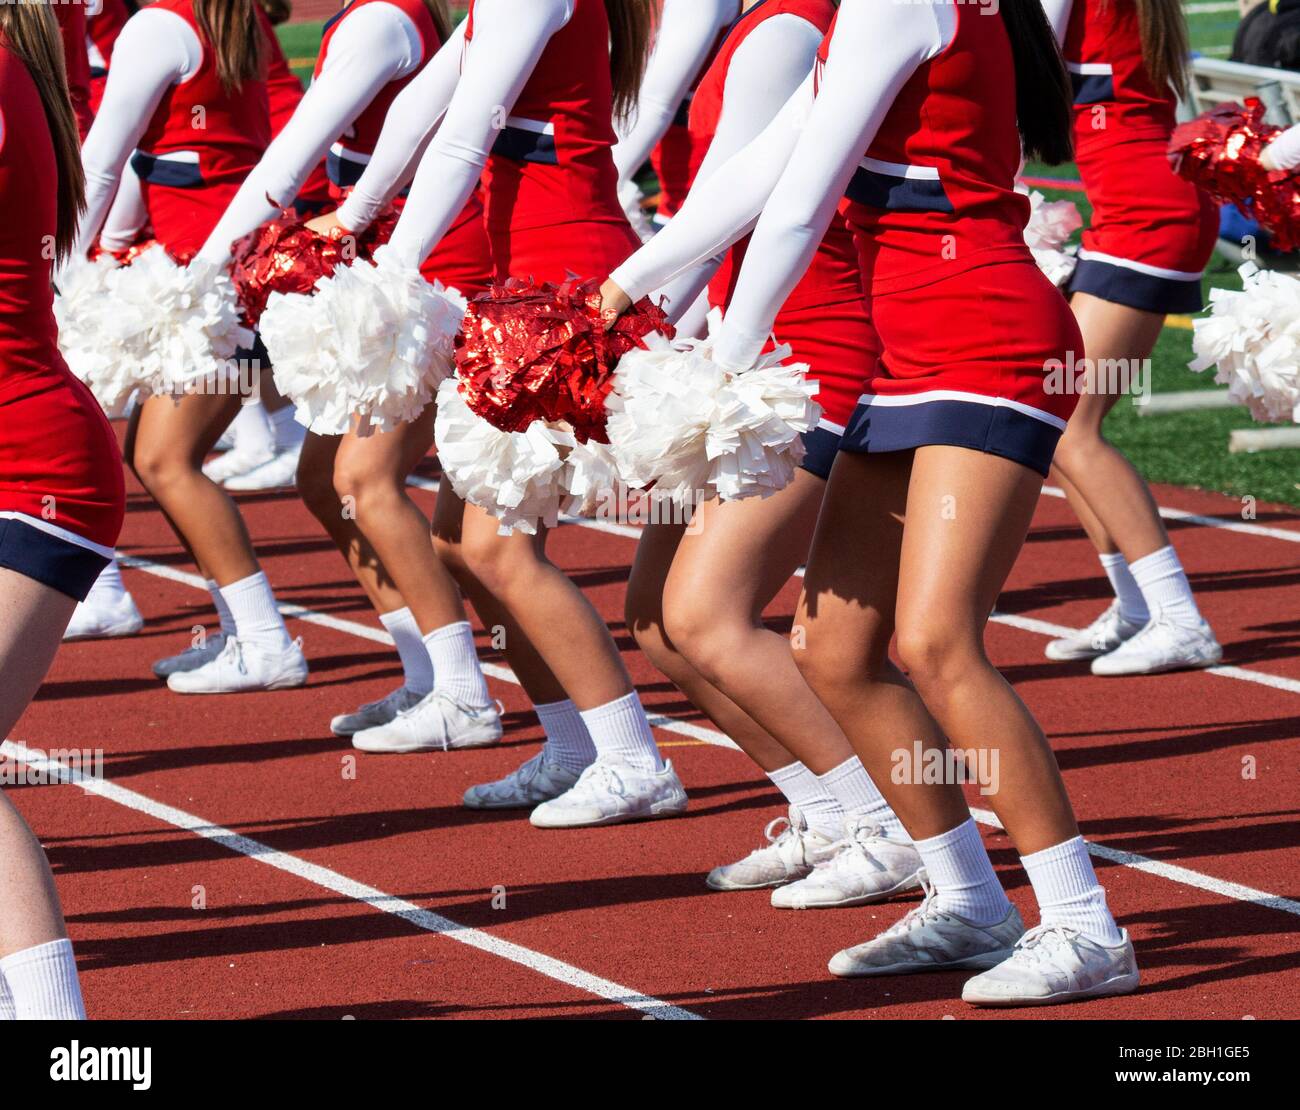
<box><xmin>465</xmin><ymin>0</ymin><xmax>625</xmax><ymax>232</ymax></box>
<box><xmin>314</xmin><ymin>0</ymin><xmax>438</xmax><ymax>193</ymax></box>
<box><xmin>54</xmin><ymin>1</ymin><xmax>93</xmax><ymax>138</ymax></box>
<box><xmin>131</xmin><ymin>0</ymin><xmax>272</xmax><ymax>256</ymax></box>
<box><xmin>0</xmin><ymin>42</ymin><xmax>123</xmax><ymax>549</ymax></box>
<box><xmin>650</xmin><ymin>0</ymin><xmax>739</xmax><ymax>221</ymax></box>
<box><xmin>1064</xmin><ymin>0</ymin><xmax>1176</xmax><ymax>150</ymax></box>
<box><xmin>88</xmin><ymin>0</ymin><xmax>131</xmax><ymax>110</ymax></box>
<box><xmin>819</xmin><ymin>6</ymin><xmax>1030</xmax><ymax>295</ymax></box>
<box><xmin>692</xmin><ymin>0</ymin><xmax>860</xmax><ymax>313</ymax></box>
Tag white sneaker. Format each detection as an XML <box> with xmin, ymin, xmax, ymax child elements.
<box><xmin>706</xmin><ymin>807</ymin><xmax>838</xmax><ymax>891</ymax></box>
<box><xmin>962</xmin><ymin>923</ymin><xmax>1139</xmax><ymax>1006</ymax></box>
<box><xmin>463</xmin><ymin>750</ymin><xmax>582</xmax><ymax>810</ymax></box>
<box><xmin>166</xmin><ymin>636</ymin><xmax>308</xmax><ymax>694</ymax></box>
<box><xmin>1045</xmin><ymin>601</ymin><xmax>1144</xmax><ymax>661</ymax></box>
<box><xmin>529</xmin><ymin>758</ymin><xmax>687</xmax><ymax>828</ymax></box>
<box><xmin>203</xmin><ymin>446</ymin><xmax>274</xmax><ymax>485</ymax></box>
<box><xmin>828</xmin><ymin>873</ymin><xmax>1024</xmax><ymax>978</ymax></box>
<box><xmin>351</xmin><ymin>691</ymin><xmax>502</xmax><ymax>753</ymax></box>
<box><xmin>329</xmin><ymin>686</ymin><xmax>424</xmax><ymax>738</ymax></box>
<box><xmin>771</xmin><ymin>816</ymin><xmax>923</xmax><ymax>909</ymax></box>
<box><xmin>63</xmin><ymin>592</ymin><xmax>144</xmax><ymax>641</ymax></box>
<box><xmin>223</xmin><ymin>442</ymin><xmax>303</xmax><ymax>491</ymax></box>
<box><xmin>1090</xmin><ymin>614</ymin><xmax>1222</xmax><ymax>676</ymax></box>
<box><xmin>151</xmin><ymin>631</ymin><xmax>229</xmax><ymax>678</ymax></box>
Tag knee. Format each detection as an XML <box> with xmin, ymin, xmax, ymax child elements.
<box><xmin>457</xmin><ymin>528</ymin><xmax>525</xmax><ymax>598</ymax></box>
<box><xmin>130</xmin><ymin>437</ymin><xmax>187</xmax><ymax>496</ymax></box>
<box><xmin>431</xmin><ymin>528</ymin><xmax>468</xmax><ymax>578</ymax></box>
<box><xmin>332</xmin><ymin>455</ymin><xmax>401</xmax><ymax>523</ymax></box>
<box><xmin>790</xmin><ymin>622</ymin><xmax>845</xmax><ymax>701</ymax></box>
<box><xmin>662</xmin><ymin>594</ymin><xmax>740</xmax><ymax>685</ymax></box>
<box><xmin>296</xmin><ymin>452</ymin><xmax>339</xmax><ymax>523</ymax></box>
<box><xmin>894</xmin><ymin>621</ymin><xmax>979</xmax><ymax>699</ymax></box>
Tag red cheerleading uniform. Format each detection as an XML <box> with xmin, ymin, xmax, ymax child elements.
<box><xmin>87</xmin><ymin>0</ymin><xmax>131</xmax><ymax>117</ymax></box>
<box><xmin>320</xmin><ymin>0</ymin><xmax>491</xmax><ymax>295</ymax></box>
<box><xmin>825</xmin><ymin>6</ymin><xmax>1082</xmax><ymax>478</ymax></box>
<box><xmin>1064</xmin><ymin>0</ymin><xmax>1216</xmax><ymax>314</ymax></box>
<box><xmin>690</xmin><ymin>0</ymin><xmax>869</xmax><ymax>480</ymax></box>
<box><xmin>649</xmin><ymin>0</ymin><xmax>739</xmax><ymax>223</ymax></box>
<box><xmin>259</xmin><ymin>5</ymin><xmax>331</xmax><ymax>210</ymax></box>
<box><xmin>0</xmin><ymin>43</ymin><xmax>124</xmax><ymax>600</ymax></box>
<box><xmin>129</xmin><ymin>0</ymin><xmax>272</xmax><ymax>260</ymax></box>
<box><xmin>465</xmin><ymin>0</ymin><xmax>641</xmax><ymax>282</ymax></box>
<box><xmin>55</xmin><ymin>1</ymin><xmax>94</xmax><ymax>139</ymax></box>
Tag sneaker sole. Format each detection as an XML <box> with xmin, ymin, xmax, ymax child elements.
<box><xmin>352</xmin><ymin>732</ymin><xmax>502</xmax><ymax>754</ymax></box>
<box><xmin>168</xmin><ymin>671</ymin><xmax>308</xmax><ymax>695</ymax></box>
<box><xmin>529</xmin><ymin>795</ymin><xmax>688</xmax><ymax>830</ymax></box>
<box><xmin>772</xmin><ymin>868</ymin><xmax>924</xmax><ymax>910</ymax></box>
<box><xmin>463</xmin><ymin>790</ymin><xmax>567</xmax><ymax>811</ymax></box>
<box><xmin>63</xmin><ymin>617</ymin><xmax>144</xmax><ymax>642</ymax></box>
<box><xmin>963</xmin><ymin>968</ymin><xmax>1140</xmax><ymax>1007</ymax></box>
<box><xmin>706</xmin><ymin>872</ymin><xmax>803</xmax><ymax>892</ymax></box>
<box><xmin>1091</xmin><ymin>652</ymin><xmax>1222</xmax><ymax>677</ymax></box>
<box><xmin>830</xmin><ymin>944</ymin><xmax>1016</xmax><ymax>979</ymax></box>
<box><xmin>1044</xmin><ymin>641</ymin><xmax>1114</xmax><ymax>662</ymax></box>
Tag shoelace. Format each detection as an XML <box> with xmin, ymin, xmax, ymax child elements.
<box><xmin>1088</xmin><ymin>602</ymin><xmax>1124</xmax><ymax>651</ymax></box>
<box><xmin>580</xmin><ymin>761</ymin><xmax>627</xmax><ymax>799</ymax></box>
<box><xmin>1008</xmin><ymin>923</ymin><xmax>1084</xmax><ymax>970</ymax></box>
<box><xmin>880</xmin><ymin>873</ymin><xmax>942</xmax><ymax>939</ymax></box>
<box><xmin>818</xmin><ymin>818</ymin><xmax>888</xmax><ymax>875</ymax></box>
<box><xmin>220</xmin><ymin>637</ymin><xmax>248</xmax><ymax>676</ymax></box>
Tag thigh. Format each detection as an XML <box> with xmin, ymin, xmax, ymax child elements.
<box><xmin>895</xmin><ymin>445</ymin><xmax>1042</xmax><ymax>637</ymax></box>
<box><xmin>627</xmin><ymin>520</ymin><xmax>687</xmax><ymax>631</ymax></box>
<box><xmin>666</xmin><ymin>470</ymin><xmax>824</xmax><ymax>623</ymax></box>
<box><xmin>136</xmin><ymin>391</ymin><xmax>242</xmax><ymax>465</ymax></box>
<box><xmin>336</xmin><ymin>406</ymin><xmax>436</xmax><ymax>484</ymax></box>
<box><xmin>0</xmin><ymin>567</ymin><xmax>76</xmax><ymax>739</ymax></box>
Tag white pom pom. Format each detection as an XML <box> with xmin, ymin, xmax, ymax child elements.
<box><xmin>432</xmin><ymin>378</ymin><xmax>573</xmax><ymax>536</ymax></box>
<box><xmin>1192</xmin><ymin>264</ymin><xmax>1300</xmax><ymax>424</ymax></box>
<box><xmin>97</xmin><ymin>246</ymin><xmax>252</xmax><ymax>395</ymax></box>
<box><xmin>605</xmin><ymin>325</ymin><xmax>820</xmax><ymax>506</ymax></box>
<box><xmin>54</xmin><ymin>255</ymin><xmax>139</xmax><ymax>412</ymax></box>
<box><xmin>1023</xmin><ymin>189</ymin><xmax>1082</xmax><ymax>288</ymax></box>
<box><xmin>562</xmin><ymin>437</ymin><xmax>622</xmax><ymax>518</ymax></box>
<box><xmin>262</xmin><ymin>246</ymin><xmax>465</xmax><ymax>437</ymax></box>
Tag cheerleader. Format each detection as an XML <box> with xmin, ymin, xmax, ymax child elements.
<box><xmin>87</xmin><ymin>0</ymin><xmax>132</xmax><ymax>117</ymax></box>
<box><xmin>622</xmin><ymin>0</ymin><xmax>921</xmax><ymax>908</ymax></box>
<box><xmin>611</xmin><ymin>0</ymin><xmax>737</xmax><ymax>235</ymax></box>
<box><xmin>70</xmin><ymin>0</ymin><xmax>307</xmax><ymax>694</ymax></box>
<box><xmin>1038</xmin><ymin>0</ymin><xmax>1221</xmax><ymax>677</ymax></box>
<box><xmin>316</xmin><ymin>0</ymin><xmax>689</xmax><ymax>827</ymax></box>
<box><xmin>197</xmin><ymin>0</ymin><xmax>507</xmax><ymax>749</ymax></box>
<box><xmin>604</xmin><ymin>0</ymin><xmax>1138</xmax><ymax>1004</ymax></box>
<box><xmin>0</xmin><ymin>0</ymin><xmax>125</xmax><ymax>1019</ymax></box>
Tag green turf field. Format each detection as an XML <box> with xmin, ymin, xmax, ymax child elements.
<box><xmin>278</xmin><ymin>4</ymin><xmax>1300</xmax><ymax>509</ymax></box>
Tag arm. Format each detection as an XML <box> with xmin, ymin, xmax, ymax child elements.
<box><xmin>72</xmin><ymin>10</ymin><xmax>198</xmax><ymax>261</ymax></box>
<box><xmin>362</xmin><ymin>0</ymin><xmax>575</xmax><ymax>267</ymax></box>
<box><xmin>1039</xmin><ymin>0</ymin><xmax>1073</xmax><ymax>46</ymax></box>
<box><xmin>196</xmin><ymin>4</ymin><xmax>420</xmax><ymax>265</ymax></box>
<box><xmin>99</xmin><ymin>168</ymin><xmax>147</xmax><ymax>252</ymax></box>
<box><xmin>648</xmin><ymin>14</ymin><xmax>826</xmax><ymax>320</ymax></box>
<box><xmin>611</xmin><ymin>0</ymin><xmax>736</xmax><ymax>183</ymax></box>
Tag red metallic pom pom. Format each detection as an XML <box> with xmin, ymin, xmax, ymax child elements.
<box><xmin>454</xmin><ymin>277</ymin><xmax>675</xmax><ymax>443</ymax></box>
<box><xmin>1169</xmin><ymin>98</ymin><xmax>1300</xmax><ymax>252</ymax></box>
<box><xmin>229</xmin><ymin>208</ymin><xmax>399</xmax><ymax>325</ymax></box>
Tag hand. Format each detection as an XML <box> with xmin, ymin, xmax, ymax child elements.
<box><xmin>599</xmin><ymin>277</ymin><xmax>633</xmax><ymax>330</ymax></box>
<box><xmin>305</xmin><ymin>210</ymin><xmax>348</xmax><ymax>237</ymax></box>
<box><xmin>1259</xmin><ymin>143</ymin><xmax>1280</xmax><ymax>173</ymax></box>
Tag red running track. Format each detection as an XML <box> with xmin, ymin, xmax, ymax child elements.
<box><xmin>5</xmin><ymin>447</ymin><xmax>1300</xmax><ymax>1019</ymax></box>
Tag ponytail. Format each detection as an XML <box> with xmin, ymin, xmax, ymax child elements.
<box><xmin>1132</xmin><ymin>0</ymin><xmax>1190</xmax><ymax>98</ymax></box>
<box><xmin>194</xmin><ymin>0</ymin><xmax>264</xmax><ymax>93</ymax></box>
<box><xmin>606</xmin><ymin>0</ymin><xmax>655</xmax><ymax>124</ymax></box>
<box><xmin>0</xmin><ymin>0</ymin><xmax>86</xmax><ymax>262</ymax></box>
<box><xmin>256</xmin><ymin>0</ymin><xmax>294</xmax><ymax>26</ymax></box>
<box><xmin>422</xmin><ymin>0</ymin><xmax>454</xmax><ymax>44</ymax></box>
<box><xmin>999</xmin><ymin>0</ymin><xmax>1074</xmax><ymax>166</ymax></box>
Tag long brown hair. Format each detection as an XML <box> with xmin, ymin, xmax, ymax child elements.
<box><xmin>606</xmin><ymin>0</ymin><xmax>655</xmax><ymax>123</ymax></box>
<box><xmin>257</xmin><ymin>0</ymin><xmax>294</xmax><ymax>25</ymax></box>
<box><xmin>1131</xmin><ymin>0</ymin><xmax>1190</xmax><ymax>97</ymax></box>
<box><xmin>194</xmin><ymin>0</ymin><xmax>265</xmax><ymax>92</ymax></box>
<box><xmin>1000</xmin><ymin>0</ymin><xmax>1074</xmax><ymax>165</ymax></box>
<box><xmin>0</xmin><ymin>1</ymin><xmax>86</xmax><ymax>261</ymax></box>
<box><xmin>422</xmin><ymin>0</ymin><xmax>453</xmax><ymax>44</ymax></box>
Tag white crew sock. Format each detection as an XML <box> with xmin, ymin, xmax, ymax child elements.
<box><xmin>768</xmin><ymin>761</ymin><xmax>844</xmax><ymax>839</ymax></box>
<box><xmin>207</xmin><ymin>578</ymin><xmax>236</xmax><ymax>637</ymax></box>
<box><xmin>1021</xmin><ymin>835</ymin><xmax>1123</xmax><ymax>945</ymax></box>
<box><xmin>0</xmin><ymin>972</ymin><xmax>14</xmax><ymax>1020</ymax></box>
<box><xmin>535</xmin><ymin>699</ymin><xmax>596</xmax><ymax>773</ymax></box>
<box><xmin>579</xmin><ymin>692</ymin><xmax>663</xmax><ymax>772</ymax></box>
<box><xmin>267</xmin><ymin>403</ymin><xmax>306</xmax><ymax>449</ymax></box>
<box><xmin>913</xmin><ymin>818</ymin><xmax>1011</xmax><ymax>926</ymax></box>
<box><xmin>219</xmin><ymin>571</ymin><xmax>291</xmax><ymax>651</ymax></box>
<box><xmin>0</xmin><ymin>938</ymin><xmax>86</xmax><ymax>1020</ymax></box>
<box><xmin>424</xmin><ymin>621</ymin><xmax>491</xmax><ymax>707</ymax></box>
<box><xmin>82</xmin><ymin>558</ymin><xmax>129</xmax><ymax>611</ymax></box>
<box><xmin>1098</xmin><ymin>551</ymin><xmax>1148</xmax><ymax>625</ymax></box>
<box><xmin>1130</xmin><ymin>545</ymin><xmax>1202</xmax><ymax>627</ymax></box>
<box><xmin>379</xmin><ymin>608</ymin><xmax>434</xmax><ymax>696</ymax></box>
<box><xmin>228</xmin><ymin>401</ymin><xmax>275</xmax><ymax>459</ymax></box>
<box><xmin>817</xmin><ymin>756</ymin><xmax>910</xmax><ymax>843</ymax></box>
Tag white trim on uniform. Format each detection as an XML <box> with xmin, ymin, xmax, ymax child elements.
<box><xmin>817</xmin><ymin>417</ymin><xmax>846</xmax><ymax>435</ymax></box>
<box><xmin>1067</xmin><ymin>61</ymin><xmax>1114</xmax><ymax>77</ymax></box>
<box><xmin>504</xmin><ymin>115</ymin><xmax>556</xmax><ymax>135</ymax></box>
<box><xmin>1076</xmin><ymin>248</ymin><xmax>1204</xmax><ymax>282</ymax></box>
<box><xmin>855</xmin><ymin>389</ymin><xmax>1069</xmax><ymax>432</ymax></box>
<box><xmin>0</xmin><ymin>512</ymin><xmax>117</xmax><ymax>561</ymax></box>
<box><xmin>859</xmin><ymin>155</ymin><xmax>941</xmax><ymax>180</ymax></box>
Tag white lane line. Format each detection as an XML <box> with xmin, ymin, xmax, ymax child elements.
<box><xmin>1039</xmin><ymin>485</ymin><xmax>1300</xmax><ymax>544</ymax></box>
<box><xmin>971</xmin><ymin>806</ymin><xmax>1300</xmax><ymax>919</ymax></box>
<box><xmin>115</xmin><ymin>552</ymin><xmax>1299</xmax><ymax>920</ymax></box>
<box><xmin>0</xmin><ymin>739</ymin><xmax>701</xmax><ymax>1020</ymax></box>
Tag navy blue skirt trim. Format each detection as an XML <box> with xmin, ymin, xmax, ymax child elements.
<box><xmin>0</xmin><ymin>516</ymin><xmax>111</xmax><ymax>602</ymax></box>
